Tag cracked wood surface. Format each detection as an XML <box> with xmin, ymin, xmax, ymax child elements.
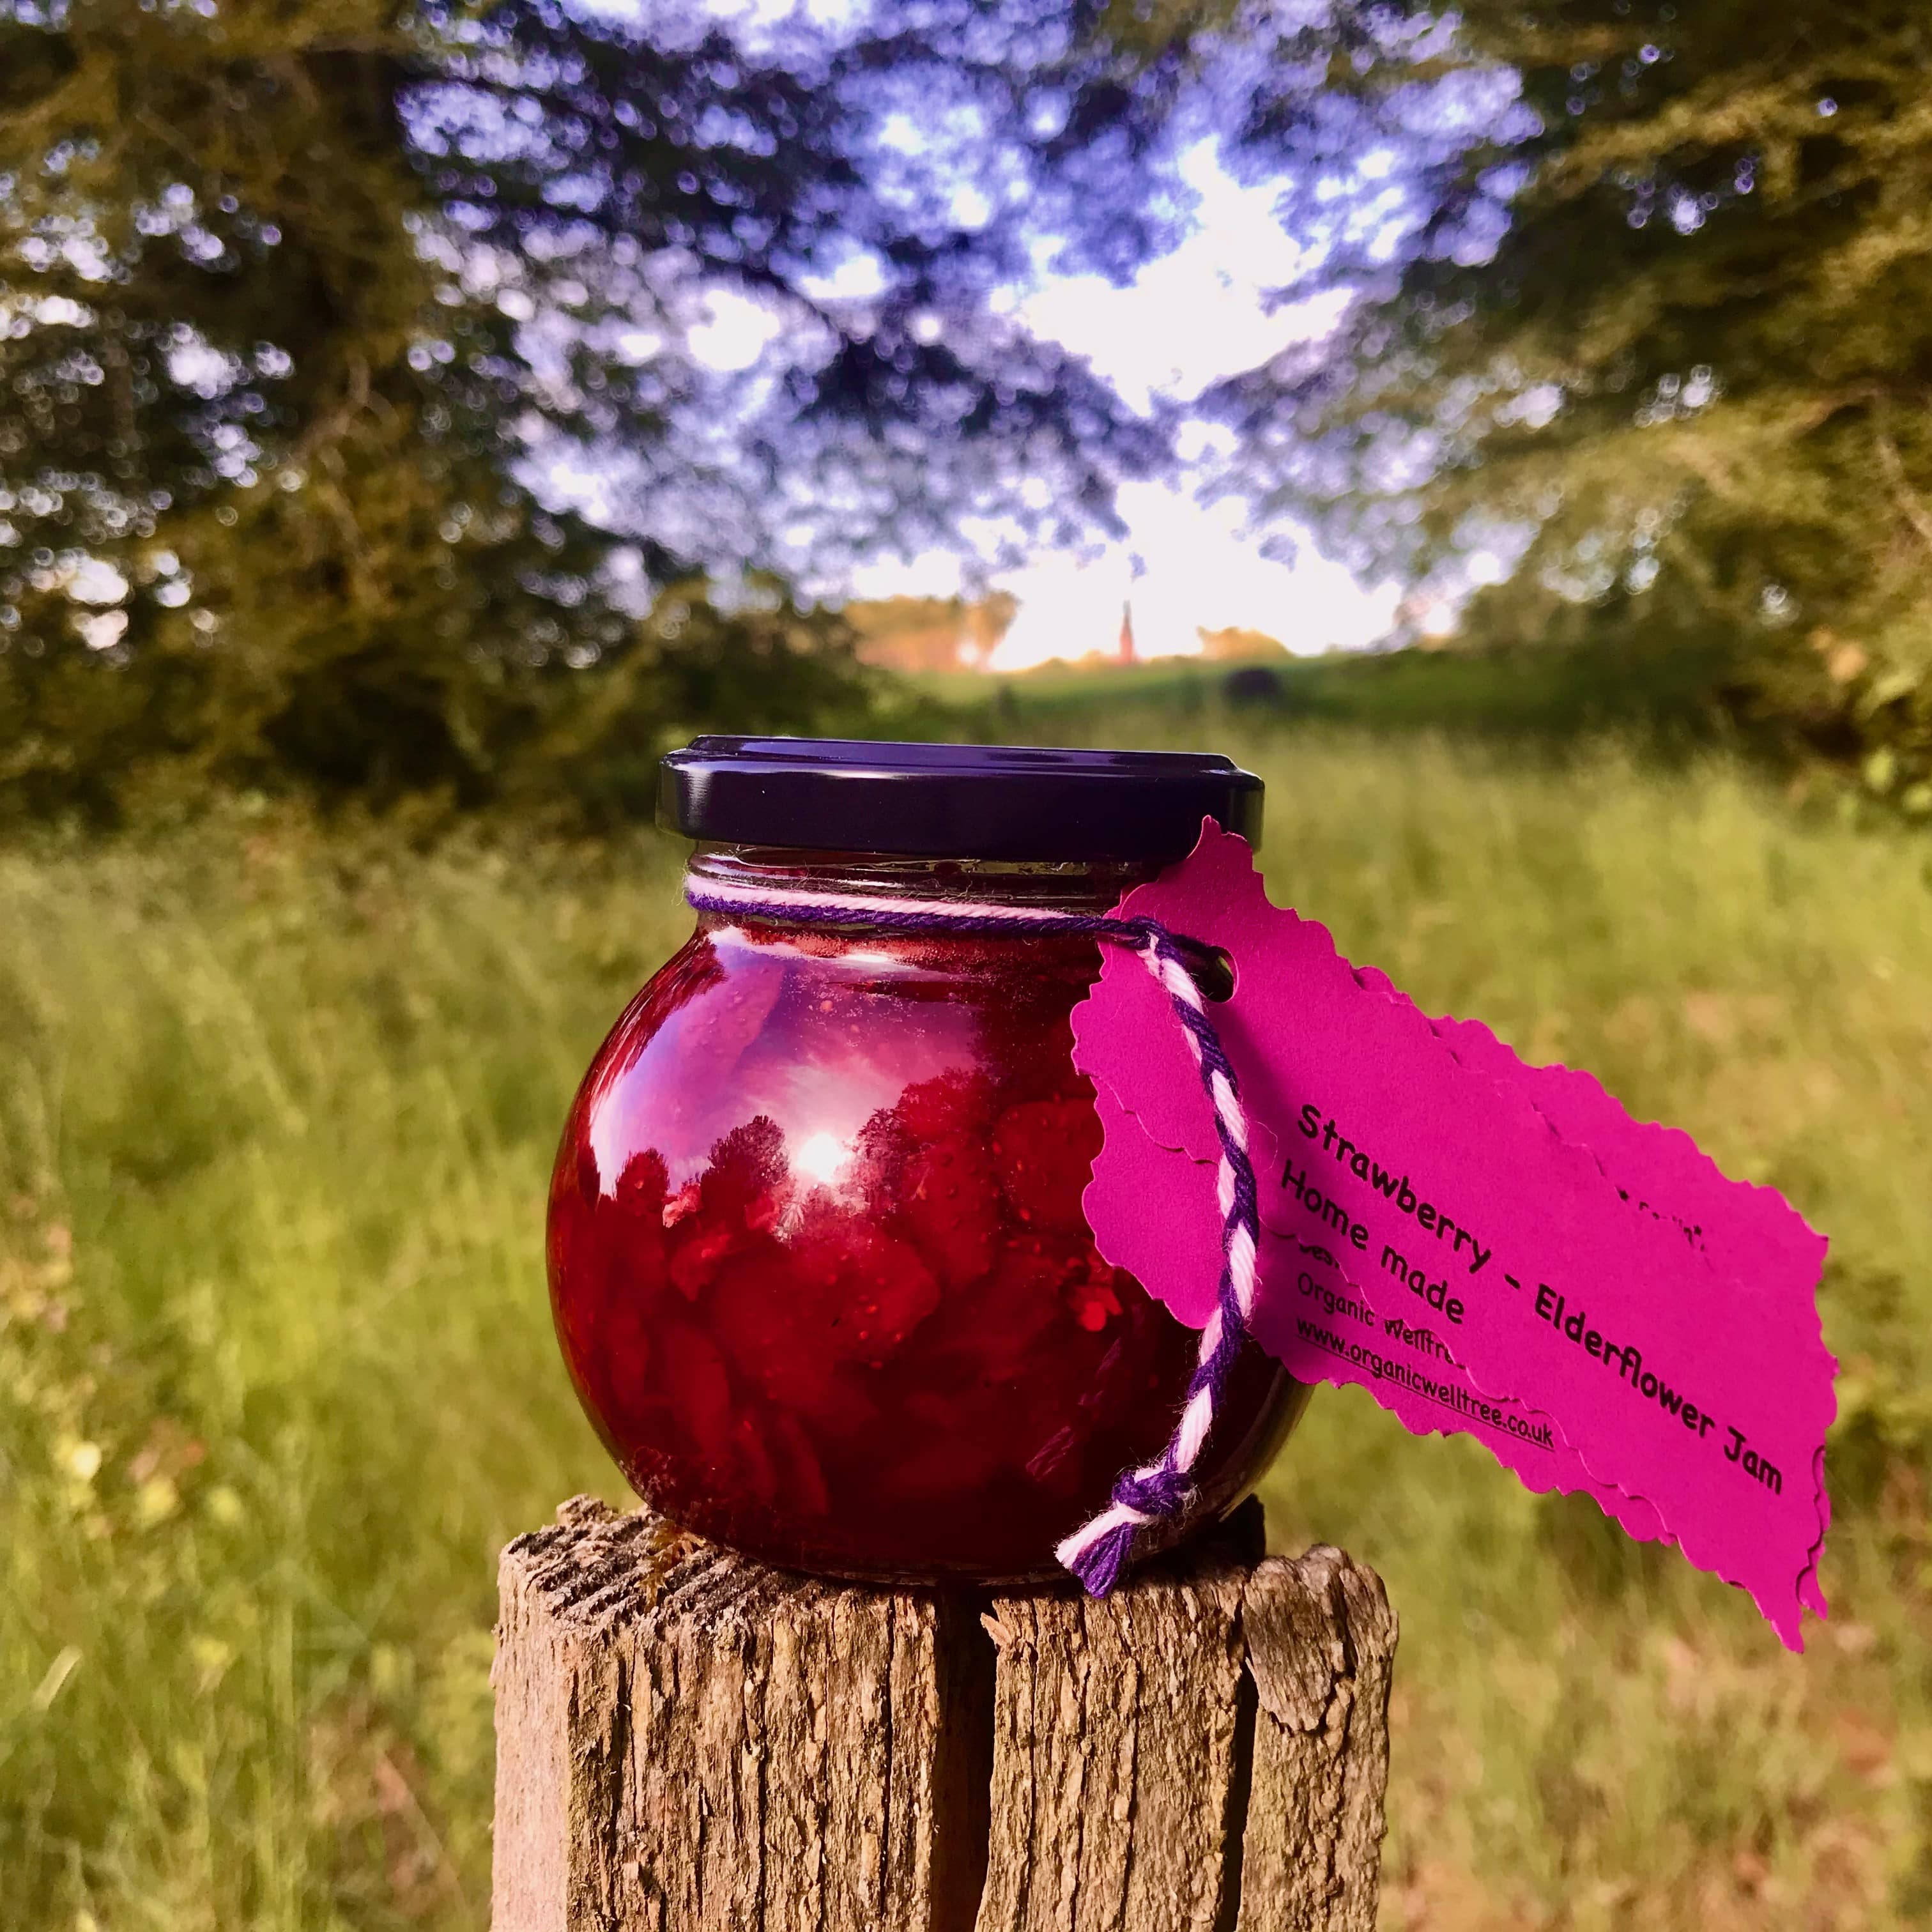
<box><xmin>492</xmin><ymin>1498</ymin><xmax>1395</xmax><ymax>1932</ymax></box>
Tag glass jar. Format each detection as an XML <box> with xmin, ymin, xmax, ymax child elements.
<box><xmin>546</xmin><ymin>738</ymin><xmax>1310</xmax><ymax>1583</ymax></box>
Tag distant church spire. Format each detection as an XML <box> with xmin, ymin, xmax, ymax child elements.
<box><xmin>1118</xmin><ymin>597</ymin><xmax>1136</xmax><ymax>665</ymax></box>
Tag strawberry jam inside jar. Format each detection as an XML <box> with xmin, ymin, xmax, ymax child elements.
<box><xmin>547</xmin><ymin>738</ymin><xmax>1310</xmax><ymax>1583</ymax></box>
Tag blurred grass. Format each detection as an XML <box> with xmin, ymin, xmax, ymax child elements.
<box><xmin>929</xmin><ymin>632</ymin><xmax>1738</xmax><ymax>746</ymax></box>
<box><xmin>3</xmin><ymin>720</ymin><xmax>1931</xmax><ymax>1929</ymax></box>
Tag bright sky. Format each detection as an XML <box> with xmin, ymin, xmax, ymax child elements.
<box><xmin>574</xmin><ymin>4</ymin><xmax>1405</xmax><ymax>668</ymax></box>
<box><xmin>845</xmin><ymin>143</ymin><xmax>1402</xmax><ymax>668</ymax></box>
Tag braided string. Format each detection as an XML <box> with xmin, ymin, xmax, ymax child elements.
<box><xmin>682</xmin><ymin>871</ymin><xmax>1261</xmax><ymax>1597</ymax></box>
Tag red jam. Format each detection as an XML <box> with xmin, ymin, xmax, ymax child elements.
<box><xmin>548</xmin><ymin>861</ymin><xmax>1308</xmax><ymax>1582</ymax></box>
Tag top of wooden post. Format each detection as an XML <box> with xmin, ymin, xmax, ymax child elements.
<box><xmin>493</xmin><ymin>1497</ymin><xmax>1396</xmax><ymax>1932</ymax></box>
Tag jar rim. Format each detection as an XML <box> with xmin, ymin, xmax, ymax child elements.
<box><xmin>659</xmin><ymin>735</ymin><xmax>1264</xmax><ymax>861</ymax></box>
<box><xmin>687</xmin><ymin>846</ymin><xmax>1165</xmax><ymax>913</ymax></box>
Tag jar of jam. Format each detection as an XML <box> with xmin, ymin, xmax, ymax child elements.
<box><xmin>546</xmin><ymin>738</ymin><xmax>1310</xmax><ymax>1583</ymax></box>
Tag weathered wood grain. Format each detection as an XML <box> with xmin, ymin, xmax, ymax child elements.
<box><xmin>492</xmin><ymin>1499</ymin><xmax>1395</xmax><ymax>1932</ymax></box>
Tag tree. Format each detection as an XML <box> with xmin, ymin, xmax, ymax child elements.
<box><xmin>0</xmin><ymin>0</ymin><xmax>1199</xmax><ymax>822</ymax></box>
<box><xmin>1208</xmin><ymin>0</ymin><xmax>1932</xmax><ymax>806</ymax></box>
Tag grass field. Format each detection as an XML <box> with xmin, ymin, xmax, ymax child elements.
<box><xmin>928</xmin><ymin>632</ymin><xmax>1740</xmax><ymax>746</ymax></box>
<box><xmin>3</xmin><ymin>717</ymin><xmax>1929</xmax><ymax>1929</ymax></box>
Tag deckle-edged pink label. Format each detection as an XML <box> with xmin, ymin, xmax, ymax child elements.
<box><xmin>1085</xmin><ymin>1081</ymin><xmax>1674</xmax><ymax>1552</ymax></box>
<box><xmin>1419</xmin><ymin>1005</ymin><xmax>1833</xmax><ymax>1619</ymax></box>
<box><xmin>1071</xmin><ymin>822</ymin><xmax>1834</xmax><ymax>1648</ymax></box>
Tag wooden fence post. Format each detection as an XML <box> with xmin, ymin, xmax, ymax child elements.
<box><xmin>492</xmin><ymin>1496</ymin><xmax>1396</xmax><ymax>1931</ymax></box>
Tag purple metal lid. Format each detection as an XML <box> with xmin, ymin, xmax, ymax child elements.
<box><xmin>659</xmin><ymin>735</ymin><xmax>1264</xmax><ymax>861</ymax></box>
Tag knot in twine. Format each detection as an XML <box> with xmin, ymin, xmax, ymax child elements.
<box><xmin>682</xmin><ymin>873</ymin><xmax>1261</xmax><ymax>1596</ymax></box>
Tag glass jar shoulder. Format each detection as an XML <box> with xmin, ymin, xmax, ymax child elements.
<box><xmin>577</xmin><ymin>921</ymin><xmax>1100</xmax><ymax>1188</ymax></box>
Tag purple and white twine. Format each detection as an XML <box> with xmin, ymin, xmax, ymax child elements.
<box><xmin>683</xmin><ymin>871</ymin><xmax>1261</xmax><ymax>1597</ymax></box>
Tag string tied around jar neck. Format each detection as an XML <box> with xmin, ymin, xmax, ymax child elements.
<box><xmin>682</xmin><ymin>869</ymin><xmax>1262</xmax><ymax>1598</ymax></box>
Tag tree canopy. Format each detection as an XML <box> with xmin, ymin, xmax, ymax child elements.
<box><xmin>1208</xmin><ymin>0</ymin><xmax>1932</xmax><ymax>805</ymax></box>
<box><xmin>8</xmin><ymin>0</ymin><xmax>1929</xmax><ymax>823</ymax></box>
<box><xmin>0</xmin><ymin>0</ymin><xmax>1199</xmax><ymax>821</ymax></box>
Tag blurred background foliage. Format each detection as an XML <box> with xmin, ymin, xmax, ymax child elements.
<box><xmin>1</xmin><ymin>0</ymin><xmax>1928</xmax><ymax>824</ymax></box>
<box><xmin>1204</xmin><ymin>0</ymin><xmax>1932</xmax><ymax>810</ymax></box>
<box><xmin>0</xmin><ymin>0</ymin><xmax>1179</xmax><ymax>822</ymax></box>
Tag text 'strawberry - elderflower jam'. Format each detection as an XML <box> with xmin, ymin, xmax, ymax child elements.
<box><xmin>546</xmin><ymin>739</ymin><xmax>1310</xmax><ymax>1583</ymax></box>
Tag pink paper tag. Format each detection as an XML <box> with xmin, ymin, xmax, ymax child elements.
<box><xmin>1085</xmin><ymin>1081</ymin><xmax>1675</xmax><ymax>1552</ymax></box>
<box><xmin>1071</xmin><ymin>823</ymin><xmax>1834</xmax><ymax>1649</ymax></box>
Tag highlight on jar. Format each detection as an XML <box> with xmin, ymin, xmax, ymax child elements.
<box><xmin>546</xmin><ymin>737</ymin><xmax>1310</xmax><ymax>1585</ymax></box>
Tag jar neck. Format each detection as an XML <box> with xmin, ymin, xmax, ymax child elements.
<box><xmin>687</xmin><ymin>844</ymin><xmax>1162</xmax><ymax>913</ymax></box>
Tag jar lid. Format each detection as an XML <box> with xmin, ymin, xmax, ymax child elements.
<box><xmin>659</xmin><ymin>736</ymin><xmax>1264</xmax><ymax>861</ymax></box>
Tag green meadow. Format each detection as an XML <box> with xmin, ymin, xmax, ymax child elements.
<box><xmin>4</xmin><ymin>718</ymin><xmax>1929</xmax><ymax>1930</ymax></box>
<box><xmin>929</xmin><ymin>631</ymin><xmax>1738</xmax><ymax>745</ymax></box>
